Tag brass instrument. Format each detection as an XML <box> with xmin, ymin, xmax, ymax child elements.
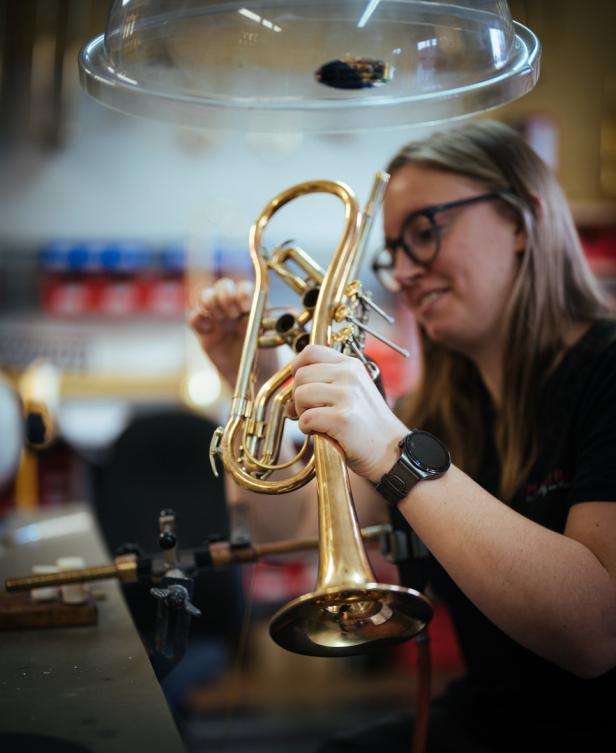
<box><xmin>210</xmin><ymin>174</ymin><xmax>432</xmax><ymax>657</ymax></box>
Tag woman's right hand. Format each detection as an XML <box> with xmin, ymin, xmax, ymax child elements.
<box><xmin>188</xmin><ymin>278</ymin><xmax>253</xmax><ymax>388</ymax></box>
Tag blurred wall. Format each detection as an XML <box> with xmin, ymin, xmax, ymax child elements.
<box><xmin>505</xmin><ymin>0</ymin><xmax>616</xmax><ymax>210</ymax></box>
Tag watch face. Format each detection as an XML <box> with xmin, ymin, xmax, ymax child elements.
<box><xmin>405</xmin><ymin>430</ymin><xmax>450</xmax><ymax>473</ymax></box>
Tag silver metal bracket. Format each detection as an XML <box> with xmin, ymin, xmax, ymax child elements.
<box><xmin>209</xmin><ymin>426</ymin><xmax>224</xmax><ymax>478</ymax></box>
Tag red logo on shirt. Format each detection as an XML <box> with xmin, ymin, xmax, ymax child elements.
<box><xmin>522</xmin><ymin>469</ymin><xmax>570</xmax><ymax>502</ymax></box>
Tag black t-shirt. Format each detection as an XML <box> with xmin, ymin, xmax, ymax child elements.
<box><xmin>394</xmin><ymin>320</ymin><xmax>616</xmax><ymax>753</ymax></box>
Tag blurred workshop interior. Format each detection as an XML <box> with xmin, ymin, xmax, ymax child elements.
<box><xmin>0</xmin><ymin>1</ymin><xmax>615</xmax><ymax>752</ymax></box>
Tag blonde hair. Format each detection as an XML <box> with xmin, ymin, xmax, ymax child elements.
<box><xmin>390</xmin><ymin>120</ymin><xmax>611</xmax><ymax>500</ymax></box>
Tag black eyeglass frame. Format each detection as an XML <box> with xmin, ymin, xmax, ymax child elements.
<box><xmin>374</xmin><ymin>191</ymin><xmax>510</xmax><ymax>277</ymax></box>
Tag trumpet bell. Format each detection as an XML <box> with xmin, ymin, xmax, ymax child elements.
<box><xmin>269</xmin><ymin>583</ymin><xmax>432</xmax><ymax>657</ymax></box>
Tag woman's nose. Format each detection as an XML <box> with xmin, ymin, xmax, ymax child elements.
<box><xmin>393</xmin><ymin>247</ymin><xmax>426</xmax><ymax>285</ymax></box>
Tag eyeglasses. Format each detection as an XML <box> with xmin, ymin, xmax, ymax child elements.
<box><xmin>372</xmin><ymin>192</ymin><xmax>507</xmax><ymax>292</ymax></box>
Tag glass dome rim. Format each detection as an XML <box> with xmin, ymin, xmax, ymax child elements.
<box><xmin>79</xmin><ymin>20</ymin><xmax>539</xmax><ymax>115</ymax></box>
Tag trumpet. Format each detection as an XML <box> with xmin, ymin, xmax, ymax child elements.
<box><xmin>210</xmin><ymin>173</ymin><xmax>432</xmax><ymax>656</ymax></box>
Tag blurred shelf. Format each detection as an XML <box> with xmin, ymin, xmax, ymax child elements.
<box><xmin>188</xmin><ymin>664</ymin><xmax>459</xmax><ymax>714</ymax></box>
<box><xmin>190</xmin><ymin>668</ymin><xmax>416</xmax><ymax>713</ymax></box>
<box><xmin>0</xmin><ymin>313</ymin><xmax>187</xmax><ymax>383</ymax></box>
<box><xmin>571</xmin><ymin>201</ymin><xmax>616</xmax><ymax>227</ymax></box>
<box><xmin>3</xmin><ymin>369</ymin><xmax>184</xmax><ymax>401</ymax></box>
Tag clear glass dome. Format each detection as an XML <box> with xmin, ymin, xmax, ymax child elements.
<box><xmin>79</xmin><ymin>0</ymin><xmax>540</xmax><ymax>132</ymax></box>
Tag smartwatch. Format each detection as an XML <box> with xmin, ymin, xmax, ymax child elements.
<box><xmin>375</xmin><ymin>430</ymin><xmax>451</xmax><ymax>505</ymax></box>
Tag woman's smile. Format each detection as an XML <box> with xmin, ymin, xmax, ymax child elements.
<box><xmin>413</xmin><ymin>287</ymin><xmax>451</xmax><ymax>318</ymax></box>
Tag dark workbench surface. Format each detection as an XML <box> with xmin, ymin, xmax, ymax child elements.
<box><xmin>0</xmin><ymin>504</ymin><xmax>186</xmax><ymax>753</ymax></box>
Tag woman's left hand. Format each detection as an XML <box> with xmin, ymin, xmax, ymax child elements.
<box><xmin>288</xmin><ymin>344</ymin><xmax>409</xmax><ymax>483</ymax></box>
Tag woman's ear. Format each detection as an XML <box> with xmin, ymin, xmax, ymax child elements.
<box><xmin>528</xmin><ymin>192</ymin><xmax>544</xmax><ymax>221</ymax></box>
<box><xmin>514</xmin><ymin>219</ymin><xmax>527</xmax><ymax>254</ymax></box>
<box><xmin>514</xmin><ymin>192</ymin><xmax>542</xmax><ymax>254</ymax></box>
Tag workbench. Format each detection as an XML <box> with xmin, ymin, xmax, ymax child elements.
<box><xmin>0</xmin><ymin>504</ymin><xmax>186</xmax><ymax>753</ymax></box>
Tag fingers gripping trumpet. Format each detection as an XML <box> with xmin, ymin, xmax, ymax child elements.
<box><xmin>209</xmin><ymin>173</ymin><xmax>432</xmax><ymax>657</ymax></box>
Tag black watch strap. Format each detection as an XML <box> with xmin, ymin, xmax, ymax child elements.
<box><xmin>375</xmin><ymin>430</ymin><xmax>450</xmax><ymax>506</ymax></box>
<box><xmin>375</xmin><ymin>453</ymin><xmax>420</xmax><ymax>505</ymax></box>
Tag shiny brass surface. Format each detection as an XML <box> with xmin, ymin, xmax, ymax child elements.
<box><xmin>213</xmin><ymin>174</ymin><xmax>432</xmax><ymax>656</ymax></box>
<box><xmin>270</xmin><ymin>584</ymin><xmax>432</xmax><ymax>657</ymax></box>
<box><xmin>5</xmin><ymin>559</ymin><xmax>138</xmax><ymax>592</ymax></box>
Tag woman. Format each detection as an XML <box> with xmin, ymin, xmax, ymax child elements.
<box><xmin>190</xmin><ymin>121</ymin><xmax>616</xmax><ymax>752</ymax></box>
